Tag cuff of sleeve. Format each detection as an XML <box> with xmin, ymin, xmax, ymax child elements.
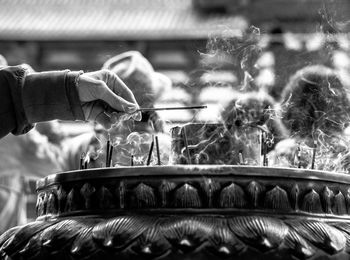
<box><xmin>66</xmin><ymin>71</ymin><xmax>85</xmax><ymax>121</ymax></box>
<box><xmin>5</xmin><ymin>66</ymin><xmax>35</xmax><ymax>135</ymax></box>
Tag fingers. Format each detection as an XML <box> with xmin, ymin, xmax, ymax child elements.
<box><xmin>84</xmin><ymin>70</ymin><xmax>139</xmax><ymax>106</ymax></box>
<box><xmin>106</xmin><ymin>71</ymin><xmax>138</xmax><ymax>105</ymax></box>
<box><xmin>98</xmin><ymin>82</ymin><xmax>138</xmax><ymax>113</ymax></box>
<box><xmin>83</xmin><ymin>101</ymin><xmax>138</xmax><ymax>130</ymax></box>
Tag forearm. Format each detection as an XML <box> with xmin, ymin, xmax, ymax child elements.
<box><xmin>0</xmin><ymin>66</ymin><xmax>84</xmax><ymax>139</ymax></box>
<box><xmin>23</xmin><ymin>70</ymin><xmax>84</xmax><ymax>123</ymax></box>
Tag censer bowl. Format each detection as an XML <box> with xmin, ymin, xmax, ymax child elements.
<box><xmin>1</xmin><ymin>165</ymin><xmax>350</xmax><ymax>260</ymax></box>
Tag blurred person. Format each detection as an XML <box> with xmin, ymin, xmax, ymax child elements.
<box><xmin>62</xmin><ymin>51</ymin><xmax>172</xmax><ymax>169</ymax></box>
<box><xmin>268</xmin><ymin>65</ymin><xmax>350</xmax><ymax>171</ymax></box>
<box><xmin>0</xmin><ymin>54</ymin><xmax>8</xmax><ymax>68</ymax></box>
<box><xmin>280</xmin><ymin>65</ymin><xmax>350</xmax><ymax>140</ymax></box>
<box><xmin>221</xmin><ymin>90</ymin><xmax>289</xmax><ymax>151</ymax></box>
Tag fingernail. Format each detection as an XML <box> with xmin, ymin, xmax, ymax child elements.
<box><xmin>127</xmin><ymin>105</ymin><xmax>137</xmax><ymax>113</ymax></box>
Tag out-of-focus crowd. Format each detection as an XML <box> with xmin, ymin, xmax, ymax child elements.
<box><xmin>1</xmin><ymin>34</ymin><xmax>350</xmax><ymax>232</ymax></box>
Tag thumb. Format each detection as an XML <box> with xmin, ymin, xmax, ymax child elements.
<box><xmin>98</xmin><ymin>81</ymin><xmax>138</xmax><ymax>113</ymax></box>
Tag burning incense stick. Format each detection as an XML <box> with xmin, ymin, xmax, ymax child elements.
<box><xmin>311</xmin><ymin>140</ymin><xmax>317</xmax><ymax>170</ymax></box>
<box><xmin>131</xmin><ymin>155</ymin><xmax>134</xmax><ymax>166</ymax></box>
<box><xmin>80</xmin><ymin>152</ymin><xmax>85</xmax><ymax>170</ymax></box>
<box><xmin>84</xmin><ymin>154</ymin><xmax>89</xmax><ymax>169</ymax></box>
<box><xmin>262</xmin><ymin>132</ymin><xmax>268</xmax><ymax>166</ymax></box>
<box><xmin>155</xmin><ymin>136</ymin><xmax>161</xmax><ymax>165</ymax></box>
<box><xmin>297</xmin><ymin>145</ymin><xmax>302</xmax><ymax>168</ymax></box>
<box><xmin>146</xmin><ymin>135</ymin><xmax>155</xmax><ymax>166</ymax></box>
<box><xmin>108</xmin><ymin>145</ymin><xmax>114</xmax><ymax>167</ymax></box>
<box><xmin>239</xmin><ymin>151</ymin><xmax>244</xmax><ymax>165</ymax></box>
<box><xmin>106</xmin><ymin>134</ymin><xmax>110</xmax><ymax>167</ymax></box>
<box><xmin>135</xmin><ymin>105</ymin><xmax>207</xmax><ymax>113</ymax></box>
<box><xmin>182</xmin><ymin>126</ymin><xmax>191</xmax><ymax>164</ymax></box>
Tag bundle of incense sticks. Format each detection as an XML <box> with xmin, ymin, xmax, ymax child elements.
<box><xmin>135</xmin><ymin>105</ymin><xmax>207</xmax><ymax>113</ymax></box>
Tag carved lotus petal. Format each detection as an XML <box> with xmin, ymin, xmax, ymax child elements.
<box><xmin>331</xmin><ymin>222</ymin><xmax>350</xmax><ymax>253</ymax></box>
<box><xmin>134</xmin><ymin>183</ymin><xmax>156</xmax><ymax>208</ymax></box>
<box><xmin>282</xmin><ymin>228</ymin><xmax>315</xmax><ymax>259</ymax></box>
<box><xmin>18</xmin><ymin>233</ymin><xmax>45</xmax><ymax>259</ymax></box>
<box><xmin>201</xmin><ymin>178</ymin><xmax>220</xmax><ymax>207</ymax></box>
<box><xmin>92</xmin><ymin>216</ymin><xmax>147</xmax><ymax>250</ymax></box>
<box><xmin>96</xmin><ymin>186</ymin><xmax>114</xmax><ymax>209</ymax></box>
<box><xmin>80</xmin><ymin>183</ymin><xmax>96</xmax><ymax>209</ymax></box>
<box><xmin>0</xmin><ymin>226</ymin><xmax>21</xmax><ymax>250</ymax></box>
<box><xmin>207</xmin><ymin>219</ymin><xmax>246</xmax><ymax>257</ymax></box>
<box><xmin>264</xmin><ymin>186</ymin><xmax>291</xmax><ymax>211</ymax></box>
<box><xmin>220</xmin><ymin>183</ymin><xmax>247</xmax><ymax>208</ymax></box>
<box><xmin>333</xmin><ymin>191</ymin><xmax>347</xmax><ymax>215</ymax></box>
<box><xmin>46</xmin><ymin>192</ymin><xmax>58</xmax><ymax>215</ymax></box>
<box><xmin>290</xmin><ymin>183</ymin><xmax>300</xmax><ymax>210</ymax></box>
<box><xmin>174</xmin><ymin>183</ymin><xmax>201</xmax><ymax>208</ymax></box>
<box><xmin>1</xmin><ymin>221</ymin><xmax>57</xmax><ymax>256</ymax></box>
<box><xmin>159</xmin><ymin>180</ymin><xmax>176</xmax><ymax>207</ymax></box>
<box><xmin>288</xmin><ymin>220</ymin><xmax>346</xmax><ymax>255</ymax></box>
<box><xmin>321</xmin><ymin>186</ymin><xmax>334</xmax><ymax>214</ymax></box>
<box><xmin>57</xmin><ymin>185</ymin><xmax>67</xmax><ymax>213</ymax></box>
<box><xmin>301</xmin><ymin>189</ymin><xmax>323</xmax><ymax>213</ymax></box>
<box><xmin>346</xmin><ymin>188</ymin><xmax>350</xmax><ymax>214</ymax></box>
<box><xmin>162</xmin><ymin>217</ymin><xmax>212</xmax><ymax>252</ymax></box>
<box><xmin>71</xmin><ymin>226</ymin><xmax>106</xmax><ymax>258</ymax></box>
<box><xmin>36</xmin><ymin>192</ymin><xmax>47</xmax><ymax>216</ymax></box>
<box><xmin>246</xmin><ymin>181</ymin><xmax>264</xmax><ymax>208</ymax></box>
<box><xmin>228</xmin><ymin>216</ymin><xmax>289</xmax><ymax>252</ymax></box>
<box><xmin>40</xmin><ymin>220</ymin><xmax>87</xmax><ymax>252</ymax></box>
<box><xmin>131</xmin><ymin>220</ymin><xmax>171</xmax><ymax>257</ymax></box>
<box><xmin>65</xmin><ymin>188</ymin><xmax>83</xmax><ymax>212</ymax></box>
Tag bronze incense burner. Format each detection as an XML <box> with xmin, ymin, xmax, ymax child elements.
<box><xmin>1</xmin><ymin>165</ymin><xmax>350</xmax><ymax>260</ymax></box>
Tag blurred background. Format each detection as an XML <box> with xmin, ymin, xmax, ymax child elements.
<box><xmin>0</xmin><ymin>0</ymin><xmax>350</xmax><ymax>229</ymax></box>
<box><xmin>1</xmin><ymin>0</ymin><xmax>349</xmax><ymax>123</ymax></box>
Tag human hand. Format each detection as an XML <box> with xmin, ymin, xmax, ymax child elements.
<box><xmin>76</xmin><ymin>70</ymin><xmax>142</xmax><ymax>129</ymax></box>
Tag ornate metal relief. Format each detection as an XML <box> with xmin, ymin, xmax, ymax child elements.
<box><xmin>2</xmin><ymin>165</ymin><xmax>350</xmax><ymax>259</ymax></box>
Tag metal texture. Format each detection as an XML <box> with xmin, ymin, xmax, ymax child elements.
<box><xmin>2</xmin><ymin>166</ymin><xmax>350</xmax><ymax>259</ymax></box>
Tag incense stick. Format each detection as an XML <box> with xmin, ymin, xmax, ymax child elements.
<box><xmin>108</xmin><ymin>145</ymin><xmax>114</xmax><ymax>167</ymax></box>
<box><xmin>80</xmin><ymin>152</ymin><xmax>85</xmax><ymax>170</ymax></box>
<box><xmin>106</xmin><ymin>135</ymin><xmax>110</xmax><ymax>167</ymax></box>
<box><xmin>297</xmin><ymin>145</ymin><xmax>302</xmax><ymax>168</ymax></box>
<box><xmin>84</xmin><ymin>154</ymin><xmax>89</xmax><ymax>169</ymax></box>
<box><xmin>239</xmin><ymin>151</ymin><xmax>244</xmax><ymax>165</ymax></box>
<box><xmin>262</xmin><ymin>132</ymin><xmax>268</xmax><ymax>166</ymax></box>
<box><xmin>311</xmin><ymin>140</ymin><xmax>317</xmax><ymax>170</ymax></box>
<box><xmin>135</xmin><ymin>105</ymin><xmax>207</xmax><ymax>113</ymax></box>
<box><xmin>146</xmin><ymin>135</ymin><xmax>155</xmax><ymax>166</ymax></box>
<box><xmin>155</xmin><ymin>136</ymin><xmax>161</xmax><ymax>165</ymax></box>
<box><xmin>131</xmin><ymin>155</ymin><xmax>134</xmax><ymax>166</ymax></box>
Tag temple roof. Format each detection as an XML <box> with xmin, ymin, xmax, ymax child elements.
<box><xmin>0</xmin><ymin>0</ymin><xmax>247</xmax><ymax>41</ymax></box>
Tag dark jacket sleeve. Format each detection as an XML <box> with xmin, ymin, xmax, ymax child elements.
<box><xmin>0</xmin><ymin>66</ymin><xmax>84</xmax><ymax>139</ymax></box>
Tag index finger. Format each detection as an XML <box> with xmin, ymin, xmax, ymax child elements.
<box><xmin>106</xmin><ymin>71</ymin><xmax>139</xmax><ymax>107</ymax></box>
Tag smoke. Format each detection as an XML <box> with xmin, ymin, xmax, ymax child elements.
<box><xmin>204</xmin><ymin>25</ymin><xmax>262</xmax><ymax>91</ymax></box>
